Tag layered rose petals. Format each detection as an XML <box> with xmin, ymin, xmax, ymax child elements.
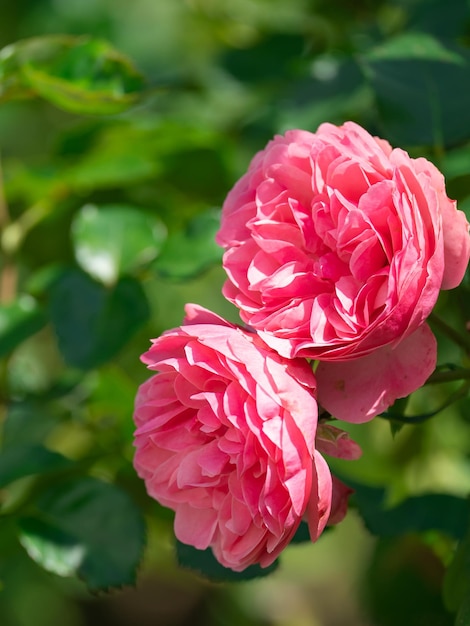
<box><xmin>133</xmin><ymin>304</ymin><xmax>336</xmax><ymax>571</ymax></box>
<box><xmin>217</xmin><ymin>121</ymin><xmax>470</xmax><ymax>421</ymax></box>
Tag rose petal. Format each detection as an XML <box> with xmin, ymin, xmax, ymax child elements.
<box><xmin>316</xmin><ymin>323</ymin><xmax>437</xmax><ymax>423</ymax></box>
<box><xmin>174</xmin><ymin>503</ymin><xmax>218</xmax><ymax>550</ymax></box>
<box><xmin>306</xmin><ymin>451</ymin><xmax>332</xmax><ymax>540</ymax></box>
<box><xmin>328</xmin><ymin>476</ymin><xmax>354</xmax><ymax>525</ymax></box>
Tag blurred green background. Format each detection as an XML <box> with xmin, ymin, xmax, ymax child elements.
<box><xmin>1</xmin><ymin>1</ymin><xmax>470</xmax><ymax>625</ymax></box>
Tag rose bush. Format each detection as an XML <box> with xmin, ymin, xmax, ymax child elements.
<box><xmin>133</xmin><ymin>304</ymin><xmax>356</xmax><ymax>571</ymax></box>
<box><xmin>216</xmin><ymin>122</ymin><xmax>470</xmax><ymax>422</ymax></box>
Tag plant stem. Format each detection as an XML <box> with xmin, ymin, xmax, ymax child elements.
<box><xmin>426</xmin><ymin>367</ymin><xmax>470</xmax><ymax>384</ymax></box>
<box><xmin>381</xmin><ymin>379</ymin><xmax>470</xmax><ymax>424</ymax></box>
<box><xmin>429</xmin><ymin>312</ymin><xmax>470</xmax><ymax>353</ymax></box>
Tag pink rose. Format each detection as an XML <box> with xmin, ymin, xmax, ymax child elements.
<box><xmin>217</xmin><ymin>122</ymin><xmax>470</xmax><ymax>422</ymax></box>
<box><xmin>133</xmin><ymin>304</ymin><xmax>334</xmax><ymax>571</ymax></box>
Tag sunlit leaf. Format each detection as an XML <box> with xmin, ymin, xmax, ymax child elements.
<box><xmin>18</xmin><ymin>517</ymin><xmax>85</xmax><ymax>577</ymax></box>
<box><xmin>17</xmin><ymin>477</ymin><xmax>146</xmax><ymax>590</ymax></box>
<box><xmin>49</xmin><ymin>269</ymin><xmax>150</xmax><ymax>369</ymax></box>
<box><xmin>365</xmin><ymin>33</ymin><xmax>464</xmax><ymax>64</ymax></box>
<box><xmin>0</xmin><ymin>35</ymin><xmax>145</xmax><ymax>114</ymax></box>
<box><xmin>72</xmin><ymin>204</ymin><xmax>167</xmax><ymax>285</ymax></box>
<box><xmin>0</xmin><ymin>295</ymin><xmax>46</xmax><ymax>357</ymax></box>
<box><xmin>67</xmin><ymin>123</ymin><xmax>160</xmax><ymax>190</ymax></box>
<box><xmin>176</xmin><ymin>541</ymin><xmax>278</xmax><ymax>582</ymax></box>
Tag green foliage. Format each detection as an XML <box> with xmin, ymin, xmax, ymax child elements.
<box><xmin>0</xmin><ymin>35</ymin><xmax>145</xmax><ymax>114</ymax></box>
<box><xmin>72</xmin><ymin>204</ymin><xmax>167</xmax><ymax>285</ymax></box>
<box><xmin>17</xmin><ymin>477</ymin><xmax>146</xmax><ymax>590</ymax></box>
<box><xmin>0</xmin><ymin>2</ymin><xmax>469</xmax><ymax>624</ymax></box>
<box><xmin>0</xmin><ymin>444</ymin><xmax>71</xmax><ymax>487</ymax></box>
<box><xmin>49</xmin><ymin>270</ymin><xmax>150</xmax><ymax>369</ymax></box>
<box><xmin>154</xmin><ymin>209</ymin><xmax>223</xmax><ymax>280</ymax></box>
<box><xmin>349</xmin><ymin>479</ymin><xmax>470</xmax><ymax>540</ymax></box>
<box><xmin>0</xmin><ymin>296</ymin><xmax>46</xmax><ymax>357</ymax></box>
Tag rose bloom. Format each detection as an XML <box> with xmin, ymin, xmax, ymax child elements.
<box><xmin>133</xmin><ymin>305</ymin><xmax>356</xmax><ymax>571</ymax></box>
<box><xmin>216</xmin><ymin>122</ymin><xmax>470</xmax><ymax>422</ymax></box>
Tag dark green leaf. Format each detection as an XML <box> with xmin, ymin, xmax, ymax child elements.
<box><xmin>407</xmin><ymin>0</ymin><xmax>469</xmax><ymax>39</ymax></box>
<box><xmin>444</xmin><ymin>525</ymin><xmax>470</xmax><ymax>612</ymax></box>
<box><xmin>49</xmin><ymin>269</ymin><xmax>150</xmax><ymax>369</ymax></box>
<box><xmin>17</xmin><ymin>477</ymin><xmax>146</xmax><ymax>590</ymax></box>
<box><xmin>346</xmin><ymin>479</ymin><xmax>470</xmax><ymax>540</ymax></box>
<box><xmin>362</xmin><ymin>47</ymin><xmax>470</xmax><ymax>146</ymax></box>
<box><xmin>222</xmin><ymin>33</ymin><xmax>304</xmax><ymax>84</ymax></box>
<box><xmin>176</xmin><ymin>540</ymin><xmax>278</xmax><ymax>582</ymax></box>
<box><xmin>0</xmin><ymin>296</ymin><xmax>46</xmax><ymax>357</ymax></box>
<box><xmin>72</xmin><ymin>204</ymin><xmax>167</xmax><ymax>285</ymax></box>
<box><xmin>154</xmin><ymin>210</ymin><xmax>223</xmax><ymax>280</ymax></box>
<box><xmin>2</xmin><ymin>402</ymin><xmax>61</xmax><ymax>448</ymax></box>
<box><xmin>279</xmin><ymin>57</ymin><xmax>367</xmax><ymax>131</ymax></box>
<box><xmin>0</xmin><ymin>35</ymin><xmax>145</xmax><ymax>115</ymax></box>
<box><xmin>0</xmin><ymin>444</ymin><xmax>71</xmax><ymax>488</ymax></box>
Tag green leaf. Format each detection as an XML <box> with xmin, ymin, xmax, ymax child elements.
<box><xmin>279</xmin><ymin>57</ymin><xmax>368</xmax><ymax>132</ymax></box>
<box><xmin>0</xmin><ymin>296</ymin><xmax>46</xmax><ymax>357</ymax></box>
<box><xmin>17</xmin><ymin>477</ymin><xmax>146</xmax><ymax>590</ymax></box>
<box><xmin>0</xmin><ymin>35</ymin><xmax>145</xmax><ymax>115</ymax></box>
<box><xmin>49</xmin><ymin>269</ymin><xmax>150</xmax><ymax>369</ymax></box>
<box><xmin>362</xmin><ymin>47</ymin><xmax>470</xmax><ymax>146</ymax></box>
<box><xmin>154</xmin><ymin>210</ymin><xmax>223</xmax><ymax>280</ymax></box>
<box><xmin>2</xmin><ymin>402</ymin><xmax>61</xmax><ymax>448</ymax></box>
<box><xmin>72</xmin><ymin>204</ymin><xmax>167</xmax><ymax>286</ymax></box>
<box><xmin>0</xmin><ymin>445</ymin><xmax>71</xmax><ymax>489</ymax></box>
<box><xmin>67</xmin><ymin>124</ymin><xmax>159</xmax><ymax>191</ymax></box>
<box><xmin>18</xmin><ymin>517</ymin><xmax>85</xmax><ymax>577</ymax></box>
<box><xmin>365</xmin><ymin>33</ymin><xmax>465</xmax><ymax>64</ymax></box>
<box><xmin>346</xmin><ymin>479</ymin><xmax>470</xmax><ymax>540</ymax></box>
<box><xmin>443</xmin><ymin>144</ymin><xmax>470</xmax><ymax>180</ymax></box>
<box><xmin>175</xmin><ymin>541</ymin><xmax>278</xmax><ymax>582</ymax></box>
